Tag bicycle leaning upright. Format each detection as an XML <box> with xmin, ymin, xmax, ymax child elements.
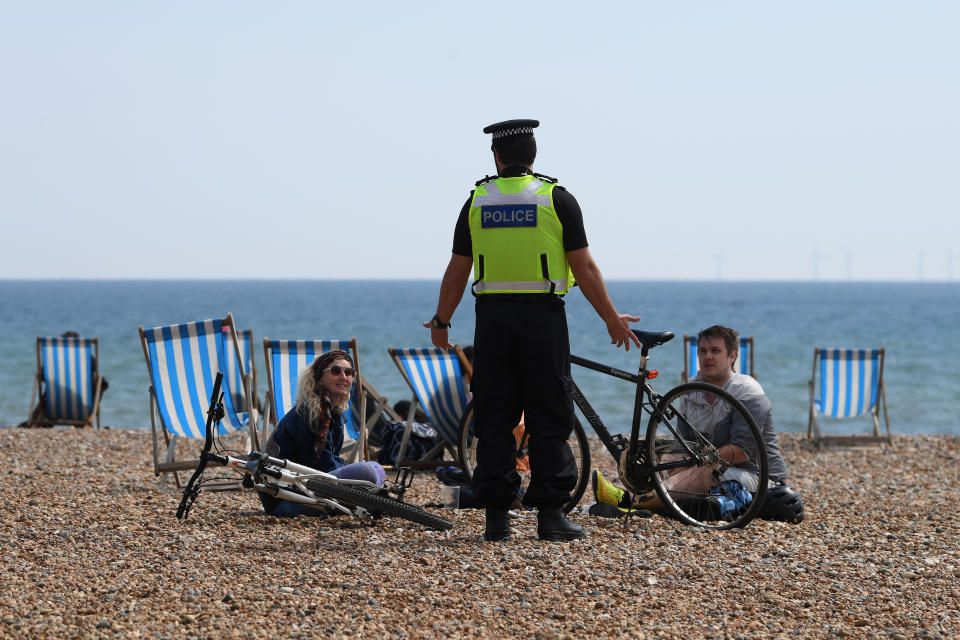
<box><xmin>458</xmin><ymin>330</ymin><xmax>769</xmax><ymax>529</ymax></box>
<box><xmin>177</xmin><ymin>372</ymin><xmax>452</xmax><ymax>532</ymax></box>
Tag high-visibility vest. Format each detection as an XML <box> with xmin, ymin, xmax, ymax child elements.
<box><xmin>468</xmin><ymin>175</ymin><xmax>574</xmax><ymax>294</ymax></box>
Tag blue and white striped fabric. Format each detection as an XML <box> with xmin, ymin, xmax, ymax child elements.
<box><xmin>814</xmin><ymin>348</ymin><xmax>881</xmax><ymax>418</ymax></box>
<box><xmin>223</xmin><ymin>327</ymin><xmax>254</xmax><ymax>412</ymax></box>
<box><xmin>688</xmin><ymin>337</ymin><xmax>752</xmax><ymax>377</ymax></box>
<box><xmin>39</xmin><ymin>337</ymin><xmax>96</xmax><ymax>421</ymax></box>
<box><xmin>265</xmin><ymin>339</ymin><xmax>361</xmax><ymax>443</ymax></box>
<box><xmin>142</xmin><ymin>318</ymin><xmax>250</xmax><ymax>438</ymax></box>
<box><xmin>389</xmin><ymin>347</ymin><xmax>470</xmax><ymax>445</ymax></box>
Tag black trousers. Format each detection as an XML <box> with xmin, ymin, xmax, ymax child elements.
<box><xmin>471</xmin><ymin>295</ymin><xmax>578</xmax><ymax>510</ymax></box>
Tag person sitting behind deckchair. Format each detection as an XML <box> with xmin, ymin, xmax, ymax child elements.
<box><xmin>593</xmin><ymin>325</ymin><xmax>804</xmax><ymax>524</ymax></box>
<box><xmin>257</xmin><ymin>350</ymin><xmax>386</xmax><ymax>517</ymax></box>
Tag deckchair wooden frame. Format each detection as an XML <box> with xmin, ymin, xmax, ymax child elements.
<box><xmin>388</xmin><ymin>344</ymin><xmax>472</xmax><ymax>467</ymax></box>
<box><xmin>807</xmin><ymin>346</ymin><xmax>891</xmax><ymax>447</ymax></box>
<box><xmin>261</xmin><ymin>337</ymin><xmax>398</xmax><ymax>463</ymax></box>
<box><xmin>26</xmin><ymin>336</ymin><xmax>103</xmax><ymax>429</ymax></box>
<box><xmin>352</xmin><ymin>373</ymin><xmax>402</xmax><ymax>460</ymax></box>
<box><xmin>224</xmin><ymin>327</ymin><xmax>259</xmax><ymax>414</ymax></box>
<box><xmin>138</xmin><ymin>313</ymin><xmax>256</xmax><ymax>489</ymax></box>
<box><xmin>682</xmin><ymin>334</ymin><xmax>755</xmax><ymax>383</ymax></box>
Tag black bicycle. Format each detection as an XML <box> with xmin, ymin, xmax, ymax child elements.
<box><xmin>177</xmin><ymin>372</ymin><xmax>453</xmax><ymax>532</ymax></box>
<box><xmin>458</xmin><ymin>330</ymin><xmax>769</xmax><ymax>529</ymax></box>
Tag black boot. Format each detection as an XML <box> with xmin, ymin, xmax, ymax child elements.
<box><xmin>537</xmin><ymin>507</ymin><xmax>585</xmax><ymax>542</ymax></box>
<box><xmin>484</xmin><ymin>508</ymin><xmax>511</xmax><ymax>542</ymax></box>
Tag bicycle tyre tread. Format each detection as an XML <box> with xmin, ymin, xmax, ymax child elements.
<box><xmin>304</xmin><ymin>478</ymin><xmax>453</xmax><ymax>531</ymax></box>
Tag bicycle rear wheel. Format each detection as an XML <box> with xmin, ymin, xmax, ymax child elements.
<box><xmin>304</xmin><ymin>478</ymin><xmax>453</xmax><ymax>531</ymax></box>
<box><xmin>457</xmin><ymin>400</ymin><xmax>591</xmax><ymax>514</ymax></box>
<box><xmin>645</xmin><ymin>382</ymin><xmax>768</xmax><ymax>529</ymax></box>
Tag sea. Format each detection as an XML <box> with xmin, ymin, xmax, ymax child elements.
<box><xmin>1</xmin><ymin>280</ymin><xmax>958</xmax><ymax>436</ymax></box>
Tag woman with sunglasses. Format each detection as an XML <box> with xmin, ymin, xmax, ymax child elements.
<box><xmin>258</xmin><ymin>350</ymin><xmax>387</xmax><ymax>517</ymax></box>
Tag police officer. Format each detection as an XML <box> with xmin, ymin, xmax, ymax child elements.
<box><xmin>425</xmin><ymin>119</ymin><xmax>641</xmax><ymax>542</ymax></box>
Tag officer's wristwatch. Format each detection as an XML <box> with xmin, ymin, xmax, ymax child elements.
<box><xmin>430</xmin><ymin>314</ymin><xmax>451</xmax><ymax>329</ymax></box>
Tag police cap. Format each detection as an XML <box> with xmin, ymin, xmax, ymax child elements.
<box><xmin>483</xmin><ymin>119</ymin><xmax>539</xmax><ymax>141</ymax></box>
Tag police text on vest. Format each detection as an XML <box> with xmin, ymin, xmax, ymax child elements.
<box><xmin>480</xmin><ymin>205</ymin><xmax>538</xmax><ymax>229</ymax></box>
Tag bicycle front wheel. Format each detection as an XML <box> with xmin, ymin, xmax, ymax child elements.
<box><xmin>457</xmin><ymin>400</ymin><xmax>591</xmax><ymax>514</ymax></box>
<box><xmin>645</xmin><ymin>382</ymin><xmax>768</xmax><ymax>529</ymax></box>
<box><xmin>304</xmin><ymin>478</ymin><xmax>453</xmax><ymax>531</ymax></box>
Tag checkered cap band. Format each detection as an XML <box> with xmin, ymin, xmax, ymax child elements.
<box><xmin>491</xmin><ymin>126</ymin><xmax>534</xmax><ymax>139</ymax></box>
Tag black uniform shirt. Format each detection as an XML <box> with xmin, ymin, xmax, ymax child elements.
<box><xmin>451</xmin><ymin>165</ymin><xmax>589</xmax><ymax>257</ymax></box>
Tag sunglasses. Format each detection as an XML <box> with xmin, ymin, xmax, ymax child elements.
<box><xmin>322</xmin><ymin>365</ymin><xmax>355</xmax><ymax>378</ymax></box>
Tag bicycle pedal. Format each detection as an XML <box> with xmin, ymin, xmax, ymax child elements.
<box><xmin>394</xmin><ymin>467</ymin><xmax>414</xmax><ymax>489</ymax></box>
<box><xmin>610</xmin><ymin>434</ymin><xmax>629</xmax><ymax>455</ymax></box>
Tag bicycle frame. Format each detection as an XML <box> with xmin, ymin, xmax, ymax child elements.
<box><xmin>568</xmin><ymin>352</ymin><xmax>720</xmax><ymax>484</ymax></box>
<box><xmin>225</xmin><ymin>452</ymin><xmax>386</xmax><ymax>516</ymax></box>
<box><xmin>567</xmin><ymin>354</ymin><xmax>644</xmax><ymax>461</ymax></box>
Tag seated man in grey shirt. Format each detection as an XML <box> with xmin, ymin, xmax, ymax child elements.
<box><xmin>593</xmin><ymin>325</ymin><xmax>804</xmax><ymax>523</ymax></box>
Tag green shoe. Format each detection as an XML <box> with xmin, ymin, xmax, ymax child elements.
<box><xmin>592</xmin><ymin>470</ymin><xmax>631</xmax><ymax>509</ymax></box>
<box><xmin>587</xmin><ymin>502</ymin><xmax>654</xmax><ymax>519</ymax></box>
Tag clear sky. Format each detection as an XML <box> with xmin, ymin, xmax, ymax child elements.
<box><xmin>1</xmin><ymin>1</ymin><xmax>957</xmax><ymax>281</ymax></box>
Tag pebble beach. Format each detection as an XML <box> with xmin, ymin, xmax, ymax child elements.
<box><xmin>2</xmin><ymin>428</ymin><xmax>958</xmax><ymax>639</ymax></box>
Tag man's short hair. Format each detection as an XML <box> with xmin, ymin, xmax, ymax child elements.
<box><xmin>697</xmin><ymin>325</ymin><xmax>739</xmax><ymax>369</ymax></box>
<box><xmin>493</xmin><ymin>134</ymin><xmax>536</xmax><ymax>166</ymax></box>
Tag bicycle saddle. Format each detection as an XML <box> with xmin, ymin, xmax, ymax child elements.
<box><xmin>631</xmin><ymin>330</ymin><xmax>675</xmax><ymax>352</ymax></box>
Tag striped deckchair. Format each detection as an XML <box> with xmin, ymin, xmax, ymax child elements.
<box><xmin>138</xmin><ymin>314</ymin><xmax>256</xmax><ymax>487</ymax></box>
<box><xmin>223</xmin><ymin>326</ymin><xmax>258</xmax><ymax>414</ymax></box>
<box><xmin>262</xmin><ymin>338</ymin><xmax>397</xmax><ymax>463</ymax></box>
<box><xmin>387</xmin><ymin>346</ymin><xmax>472</xmax><ymax>465</ymax></box>
<box><xmin>682</xmin><ymin>334</ymin><xmax>755</xmax><ymax>383</ymax></box>
<box><xmin>808</xmin><ymin>347</ymin><xmax>891</xmax><ymax>445</ymax></box>
<box><xmin>25</xmin><ymin>336</ymin><xmax>103</xmax><ymax>428</ymax></box>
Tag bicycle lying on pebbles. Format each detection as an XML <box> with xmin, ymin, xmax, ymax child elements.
<box><xmin>176</xmin><ymin>373</ymin><xmax>453</xmax><ymax>532</ymax></box>
<box><xmin>458</xmin><ymin>329</ymin><xmax>769</xmax><ymax>529</ymax></box>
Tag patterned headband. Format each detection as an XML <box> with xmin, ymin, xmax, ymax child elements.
<box><xmin>314</xmin><ymin>350</ymin><xmax>353</xmax><ymax>379</ymax></box>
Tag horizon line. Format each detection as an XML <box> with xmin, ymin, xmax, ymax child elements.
<box><xmin>1</xmin><ymin>277</ymin><xmax>958</xmax><ymax>284</ymax></box>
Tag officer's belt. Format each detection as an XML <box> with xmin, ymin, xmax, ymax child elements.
<box><xmin>475</xmin><ymin>293</ymin><xmax>564</xmax><ymax>303</ymax></box>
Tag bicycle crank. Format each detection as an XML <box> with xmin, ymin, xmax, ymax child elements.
<box><xmin>618</xmin><ymin>448</ymin><xmax>654</xmax><ymax>495</ymax></box>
